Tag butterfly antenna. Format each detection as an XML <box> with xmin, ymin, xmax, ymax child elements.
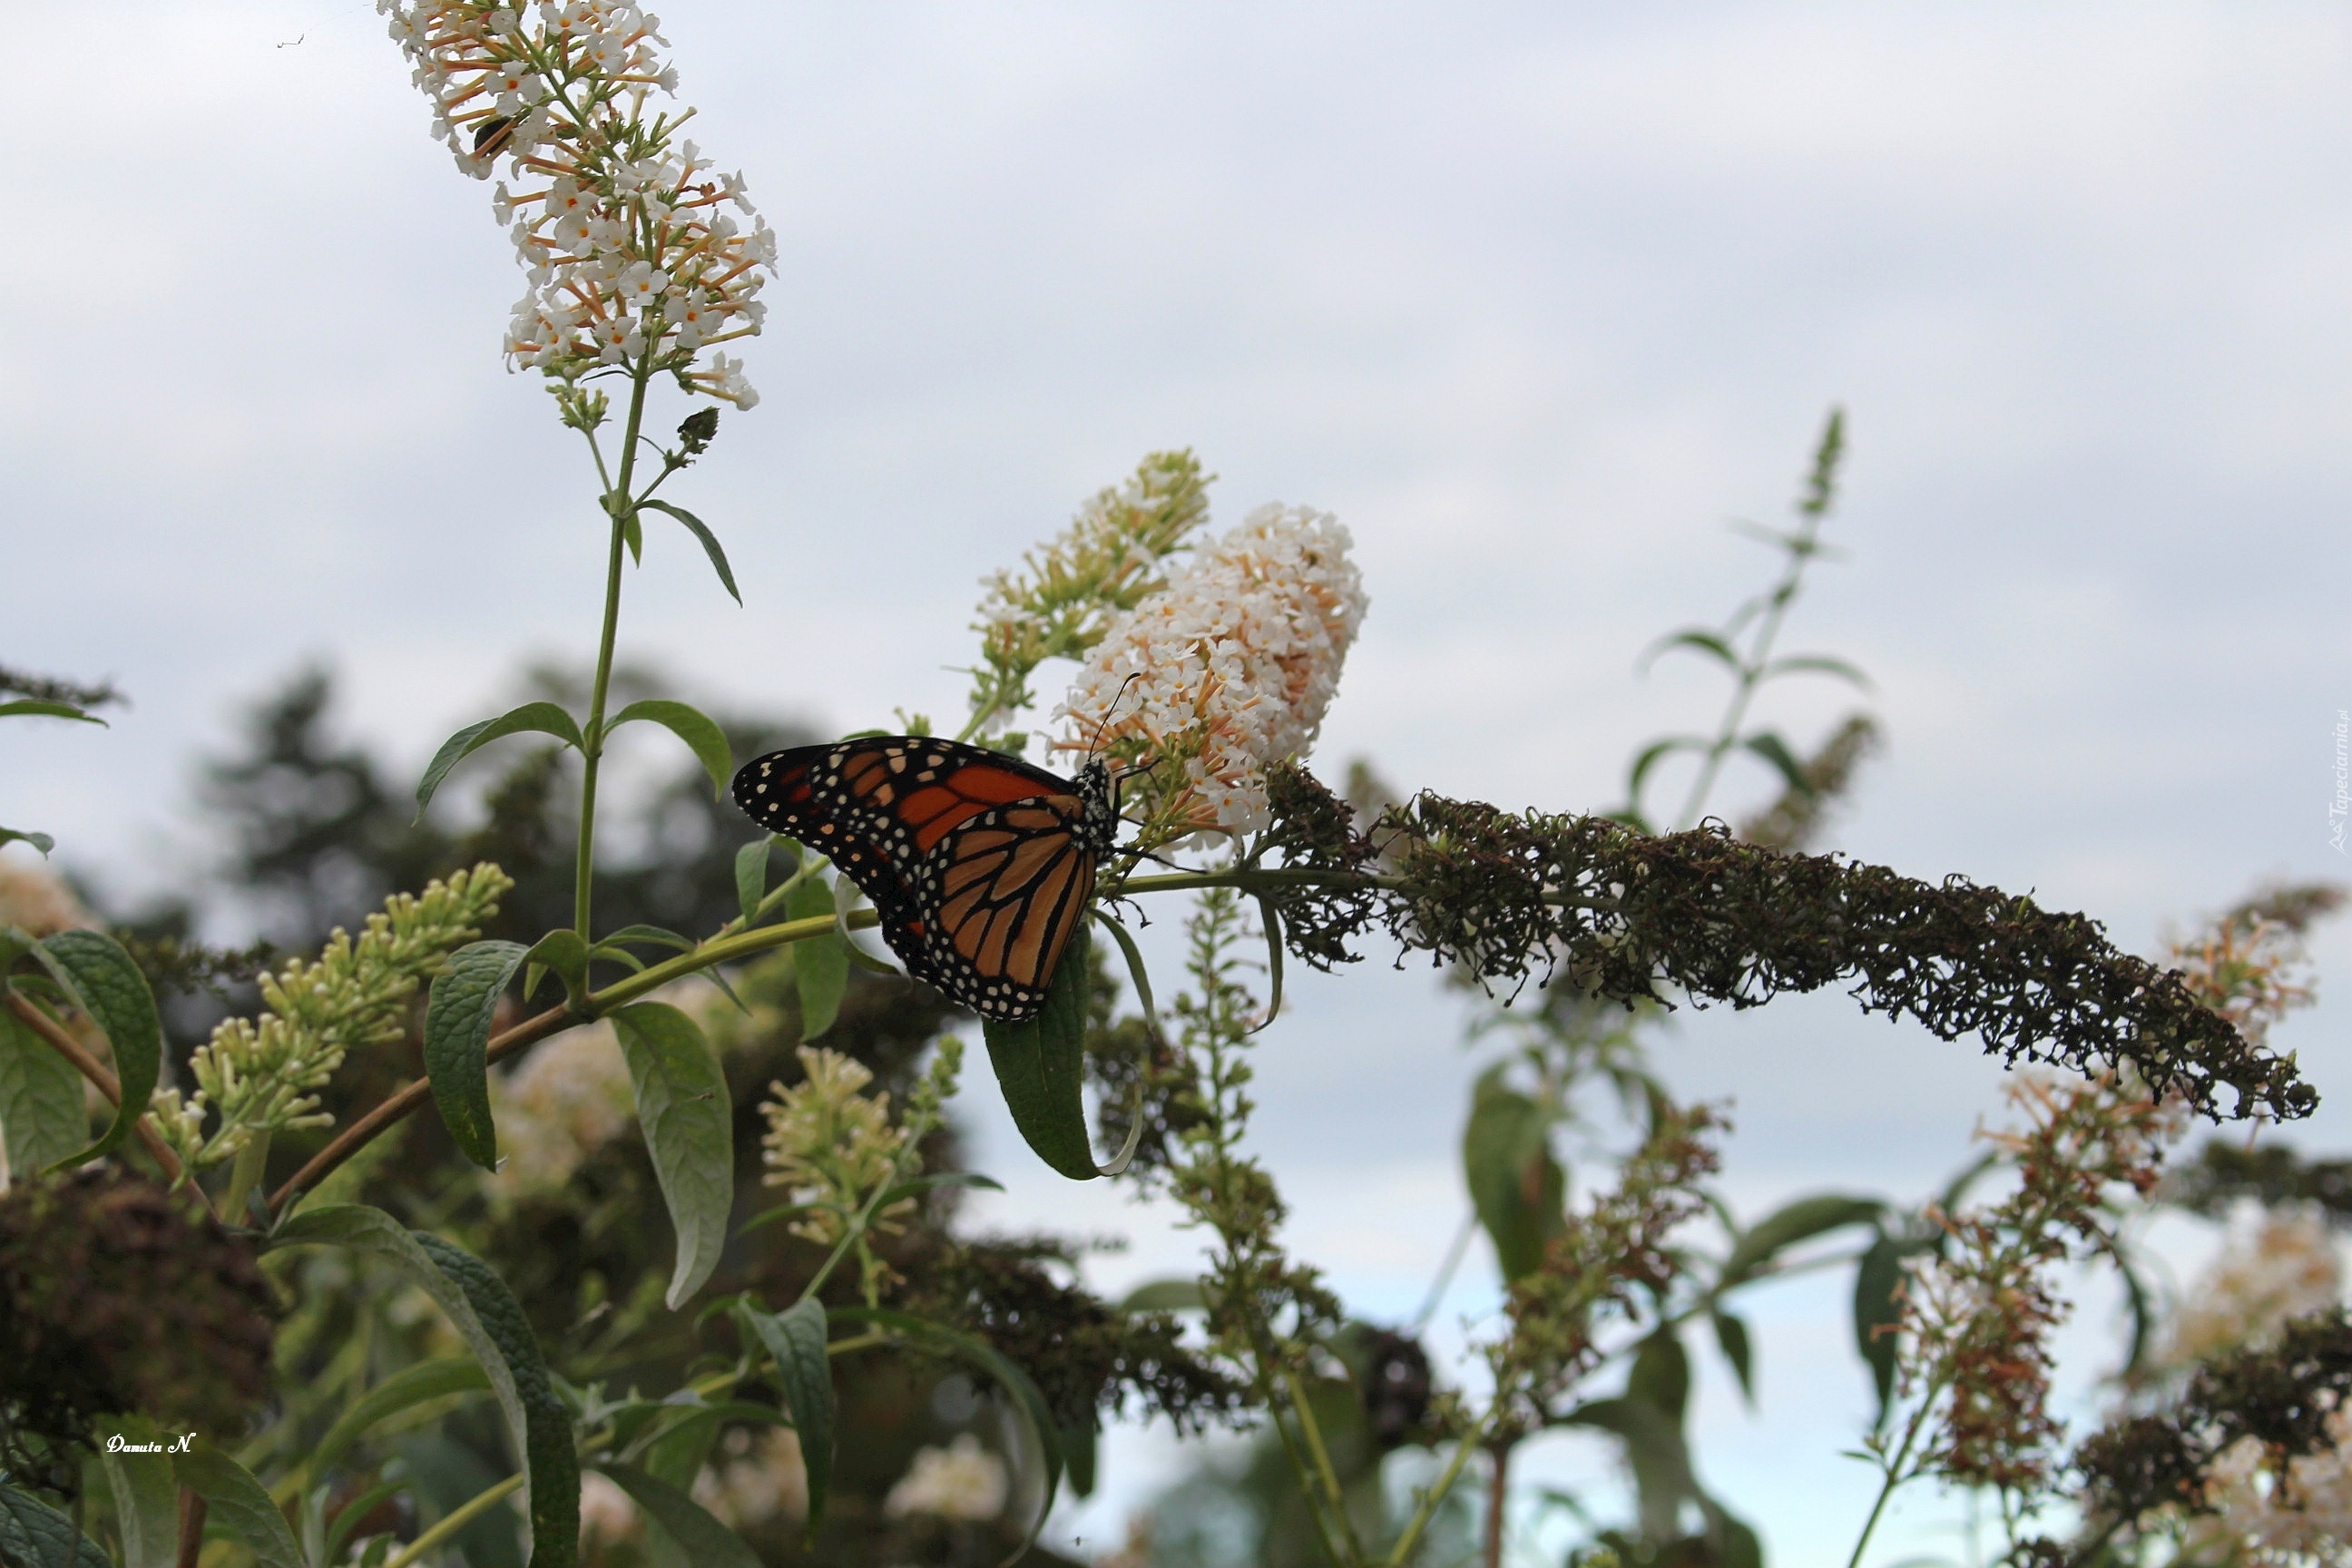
<box><xmin>1088</xmin><ymin>671</ymin><xmax>1145</xmax><ymax>762</ymax></box>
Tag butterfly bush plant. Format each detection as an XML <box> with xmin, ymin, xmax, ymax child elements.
<box><xmin>0</xmin><ymin>10</ymin><xmax>2336</xmax><ymax>1568</ymax></box>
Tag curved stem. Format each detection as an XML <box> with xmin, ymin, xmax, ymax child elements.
<box><xmin>380</xmin><ymin>1473</ymin><xmax>524</xmax><ymax>1568</ymax></box>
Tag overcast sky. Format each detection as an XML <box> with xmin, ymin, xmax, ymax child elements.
<box><xmin>5</xmin><ymin>3</ymin><xmax>2351</xmax><ymax>1561</ymax></box>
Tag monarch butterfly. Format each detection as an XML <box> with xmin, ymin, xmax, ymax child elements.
<box><xmin>731</xmin><ymin>737</ymin><xmax>1121</xmax><ymax>1024</ymax></box>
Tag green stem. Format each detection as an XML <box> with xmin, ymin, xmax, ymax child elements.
<box><xmin>1845</xmin><ymin>1398</ymin><xmax>1934</xmax><ymax>1568</ymax></box>
<box><xmin>1284</xmin><ymin>1367</ymin><xmax>1367</xmax><ymax>1563</ymax></box>
<box><xmin>574</xmin><ymin>359</ymin><xmax>655</xmax><ymax>940</ymax></box>
<box><xmin>1386</xmin><ymin>1414</ymin><xmax>1493</xmax><ymax>1565</ymax></box>
<box><xmin>220</xmin><ymin>1131</ymin><xmax>272</xmax><ymax>1226</ymax></box>
<box><xmin>381</xmin><ymin>1473</ymin><xmax>524</xmax><ymax>1568</ymax></box>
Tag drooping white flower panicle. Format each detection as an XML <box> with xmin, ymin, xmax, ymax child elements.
<box><xmin>377</xmin><ymin>0</ymin><xmax>773</xmax><ymax>405</ymax></box>
<box><xmin>1055</xmin><ymin>503</ymin><xmax>1367</xmax><ymax>843</ymax></box>
<box><xmin>2158</xmin><ymin>1205</ymin><xmax>2344</xmax><ymax>1374</ymax></box>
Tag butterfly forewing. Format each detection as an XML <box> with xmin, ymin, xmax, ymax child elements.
<box><xmin>731</xmin><ymin>737</ymin><xmax>1114</xmax><ymax>1023</ymax></box>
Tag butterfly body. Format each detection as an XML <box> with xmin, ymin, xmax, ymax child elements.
<box><xmin>732</xmin><ymin>737</ymin><xmax>1116</xmax><ymax>1022</ymax></box>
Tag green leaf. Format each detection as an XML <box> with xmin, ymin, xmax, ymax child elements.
<box><xmin>99</xmin><ymin>1417</ymin><xmax>179</xmax><ymax>1568</ymax></box>
<box><xmin>787</xmin><ymin>873</ymin><xmax>847</xmax><ymax>1042</ymax></box>
<box><xmin>1698</xmin><ymin>1497</ymin><xmax>1765</xmax><ymax>1568</ymax></box>
<box><xmin>1627</xmin><ymin>1326</ymin><xmax>1690</xmax><ymax>1424</ymax></box>
<box><xmin>1119</xmin><ymin>1278</ymin><xmax>1209</xmax><ymax>1312</ymax></box>
<box><xmin>0</xmin><ymin>1003</ymin><xmax>90</xmax><ymax>1178</ymax></box>
<box><xmin>638</xmin><ymin>500</ymin><xmax>742</xmax><ymax>604</ymax></box>
<box><xmin>1557</xmin><ymin>1396</ymin><xmax>1696</xmax><ymax>1541</ymax></box>
<box><xmin>1061</xmin><ymin>1416</ymin><xmax>1099</xmax><ymax>1500</ymax></box>
<box><xmin>1637</xmin><ymin>628</ymin><xmax>1744</xmax><ymax>675</ymax></box>
<box><xmin>622</xmin><ymin>505</ymin><xmax>644</xmax><ymax>565</ymax></box>
<box><xmin>606</xmin><ymin>700</ymin><xmax>732</xmax><ymax>799</ymax></box>
<box><xmin>1250</xmin><ymin>896</ymin><xmax>1284</xmax><ymax>1035</ymax></box>
<box><xmin>32</xmin><ymin>929</ymin><xmax>162</xmax><ymax>1169</ymax></box>
<box><xmin>981</xmin><ymin>928</ymin><xmax>1102</xmax><ymax>1181</ymax></box>
<box><xmin>733</xmin><ymin>1298</ymin><xmax>834</xmax><ymax>1542</ymax></box>
<box><xmin>1710</xmin><ymin>1309</ymin><xmax>1756</xmax><ymax>1407</ymax></box>
<box><xmin>523</xmin><ymin>927</ymin><xmax>592</xmax><ymax>1006</ymax></box>
<box><xmin>829</xmin><ymin>1305</ymin><xmax>1064</xmax><ymax>1564</ymax></box>
<box><xmin>1762</xmin><ymin>652</ymin><xmax>1873</xmax><ymax>690</ymax></box>
<box><xmin>873</xmin><ymin>1170</ymin><xmax>1004</xmax><ymax>1210</ymax></box>
<box><xmin>0</xmin><ymin>700</ymin><xmax>103</xmax><ymax>723</ymax></box>
<box><xmin>597</xmin><ymin>1464</ymin><xmax>760</xmax><ymax>1568</ymax></box>
<box><xmin>323</xmin><ymin>1480</ymin><xmax>407</xmax><ymax>1565</ymax></box>
<box><xmin>1853</xmin><ymin>1229</ymin><xmax>1907</xmax><ymax>1420</ymax></box>
<box><xmin>314</xmin><ymin>1357</ymin><xmax>492</xmax><ymax>1478</ymax></box>
<box><xmin>1716</xmin><ymin>1192</ymin><xmax>1883</xmax><ymax>1293</ymax></box>
<box><xmin>424</xmin><ymin>940</ymin><xmax>528</xmax><ymax>1171</ymax></box>
<box><xmin>1091</xmin><ymin>910</ymin><xmax>1166</xmax><ymax>1045</ymax></box>
<box><xmin>611</xmin><ymin>1002</ymin><xmax>734</xmax><ymax>1308</ymax></box>
<box><xmin>733</xmin><ymin>838</ymin><xmax>771</xmax><ymax>923</ymax></box>
<box><xmin>1461</xmin><ymin>1068</ymin><xmax>1565</xmax><ymax>1282</ymax></box>
<box><xmin>264</xmin><ymin>1207</ymin><xmax>532</xmax><ymax>1520</ymax></box>
<box><xmin>1739</xmin><ymin>730</ymin><xmax>1812</xmax><ymax>799</ymax></box>
<box><xmin>416</xmin><ymin>701</ymin><xmax>584</xmax><ymax>819</ymax></box>
<box><xmin>174</xmin><ymin>1446</ymin><xmax>303</xmax><ymax>1568</ymax></box>
<box><xmin>0</xmin><ymin>828</ymin><xmax>54</xmax><ymax>856</ymax></box>
<box><xmin>598</xmin><ymin>925</ymin><xmax>696</xmax><ymax>954</ymax></box>
<box><xmin>412</xmin><ymin>1233</ymin><xmax>579</xmax><ymax>1568</ymax></box>
<box><xmin>0</xmin><ymin>1480</ymin><xmax>112</xmax><ymax>1568</ymax></box>
<box><xmin>1626</xmin><ymin>735</ymin><xmax>1707</xmax><ymax>803</ymax></box>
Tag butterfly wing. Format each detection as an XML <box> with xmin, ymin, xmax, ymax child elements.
<box><xmin>912</xmin><ymin>795</ymin><xmax>1099</xmax><ymax>1021</ymax></box>
<box><xmin>732</xmin><ymin>738</ymin><xmax>1098</xmax><ymax>1021</ymax></box>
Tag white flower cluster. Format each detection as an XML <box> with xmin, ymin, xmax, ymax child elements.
<box><xmin>2161</xmin><ymin>1206</ymin><xmax>2344</xmax><ymax>1373</ymax></box>
<box><xmin>1057</xmin><ymin>503</ymin><xmax>1367</xmax><ymax>838</ymax></box>
<box><xmin>692</xmin><ymin>1426</ymin><xmax>808</xmax><ymax>1527</ymax></box>
<box><xmin>2205</xmin><ymin>1406</ymin><xmax>2352</xmax><ymax>1563</ymax></box>
<box><xmin>377</xmin><ymin>0</ymin><xmax>772</xmax><ymax>404</ymax></box>
<box><xmin>485</xmin><ymin>1018</ymin><xmax>639</xmax><ymax>1199</ymax></box>
<box><xmin>882</xmin><ymin>1434</ymin><xmax>1008</xmax><ymax>1523</ymax></box>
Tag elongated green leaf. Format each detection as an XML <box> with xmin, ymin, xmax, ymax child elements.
<box><xmin>1119</xmin><ymin>1278</ymin><xmax>1209</xmax><ymax>1312</ymax></box>
<box><xmin>597</xmin><ymin>1464</ymin><xmax>761</xmax><ymax>1568</ymax></box>
<box><xmin>612</xmin><ymin>1003</ymin><xmax>733</xmax><ymax>1308</ymax></box>
<box><xmin>1710</xmin><ymin>1309</ymin><xmax>1756</xmax><ymax>1406</ymax></box>
<box><xmin>1762</xmin><ymin>652</ymin><xmax>1873</xmax><ymax>690</ymax></box>
<box><xmin>606</xmin><ymin>700</ymin><xmax>732</xmax><ymax>799</ymax></box>
<box><xmin>1627</xmin><ymin>1327</ymin><xmax>1690</xmax><ymax>1423</ymax></box>
<box><xmin>314</xmin><ymin>1357</ymin><xmax>493</xmax><ymax>1477</ymax></box>
<box><xmin>829</xmin><ymin>1304</ymin><xmax>1064</xmax><ymax>1563</ymax></box>
<box><xmin>0</xmin><ymin>828</ymin><xmax>54</xmax><ymax>856</ymax></box>
<box><xmin>1250</xmin><ymin>896</ymin><xmax>1284</xmax><ymax>1035</ymax></box>
<box><xmin>0</xmin><ymin>700</ymin><xmax>102</xmax><ymax>723</ymax></box>
<box><xmin>1461</xmin><ymin>1068</ymin><xmax>1565</xmax><ymax>1282</ymax></box>
<box><xmin>0</xmin><ymin>1004</ymin><xmax>89</xmax><ymax>1178</ymax></box>
<box><xmin>1557</xmin><ymin>1396</ymin><xmax>1696</xmax><ymax>1541</ymax></box>
<box><xmin>1853</xmin><ymin>1229</ymin><xmax>1906</xmax><ymax>1420</ymax></box>
<box><xmin>416</xmin><ymin>702</ymin><xmax>584</xmax><ymax>818</ymax></box>
<box><xmin>412</xmin><ymin>1233</ymin><xmax>578</xmax><ymax>1568</ymax></box>
<box><xmin>599</xmin><ymin>925</ymin><xmax>694</xmax><ymax>954</ymax></box>
<box><xmin>264</xmin><ymin>1207</ymin><xmax>531</xmax><ymax>1508</ymax></box>
<box><xmin>1739</xmin><ymin>730</ymin><xmax>1812</xmax><ymax>799</ymax></box>
<box><xmin>787</xmin><ymin>873</ymin><xmax>846</xmax><ymax>1041</ymax></box>
<box><xmin>873</xmin><ymin>1170</ymin><xmax>1004</xmax><ymax>1210</ymax></box>
<box><xmin>0</xmin><ymin>1481</ymin><xmax>111</xmax><ymax>1568</ymax></box>
<box><xmin>32</xmin><ymin>929</ymin><xmax>162</xmax><ymax>1169</ymax></box>
<box><xmin>733</xmin><ymin>838</ymin><xmax>770</xmax><ymax>923</ymax></box>
<box><xmin>981</xmin><ymin>928</ymin><xmax>1101</xmax><ymax>1181</ymax></box>
<box><xmin>1061</xmin><ymin>1416</ymin><xmax>1099</xmax><ymax>1500</ymax></box>
<box><xmin>1637</xmin><ymin>628</ymin><xmax>1744</xmax><ymax>675</ymax></box>
<box><xmin>638</xmin><ymin>500</ymin><xmax>742</xmax><ymax>604</ymax></box>
<box><xmin>425</xmin><ymin>940</ymin><xmax>528</xmax><ymax>1171</ymax></box>
<box><xmin>733</xmin><ymin>1298</ymin><xmax>833</xmax><ymax>1542</ymax></box>
<box><xmin>175</xmin><ymin>1446</ymin><xmax>303</xmax><ymax>1568</ymax></box>
<box><xmin>1716</xmin><ymin>1192</ymin><xmax>1883</xmax><ymax>1292</ymax></box>
<box><xmin>99</xmin><ymin>1417</ymin><xmax>178</xmax><ymax>1568</ymax></box>
<box><xmin>323</xmin><ymin>1480</ymin><xmax>406</xmax><ymax>1564</ymax></box>
<box><xmin>1698</xmin><ymin>1497</ymin><xmax>1765</xmax><ymax>1568</ymax></box>
<box><xmin>1626</xmin><ymin>735</ymin><xmax>1707</xmax><ymax>802</ymax></box>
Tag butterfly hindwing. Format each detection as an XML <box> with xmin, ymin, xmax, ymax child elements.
<box><xmin>732</xmin><ymin>737</ymin><xmax>1115</xmax><ymax>1023</ymax></box>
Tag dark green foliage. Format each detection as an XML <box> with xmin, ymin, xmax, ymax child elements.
<box><xmin>911</xmin><ymin>1237</ymin><xmax>1246</xmax><ymax>1435</ymax></box>
<box><xmin>1376</xmin><ymin>798</ymin><xmax>2308</xmax><ymax>1122</ymax></box>
<box><xmin>1254</xmin><ymin>761</ymin><xmax>1384</xmax><ymax>968</ymax></box>
<box><xmin>0</xmin><ymin>1168</ymin><xmax>276</xmax><ymax>1480</ymax></box>
<box><xmin>2073</xmin><ymin>1308</ymin><xmax>2352</xmax><ymax>1534</ymax></box>
<box><xmin>2163</xmin><ymin>1138</ymin><xmax>2352</xmax><ymax>1224</ymax></box>
<box><xmin>0</xmin><ymin>666</ymin><xmax>122</xmax><ymax>711</ymax></box>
